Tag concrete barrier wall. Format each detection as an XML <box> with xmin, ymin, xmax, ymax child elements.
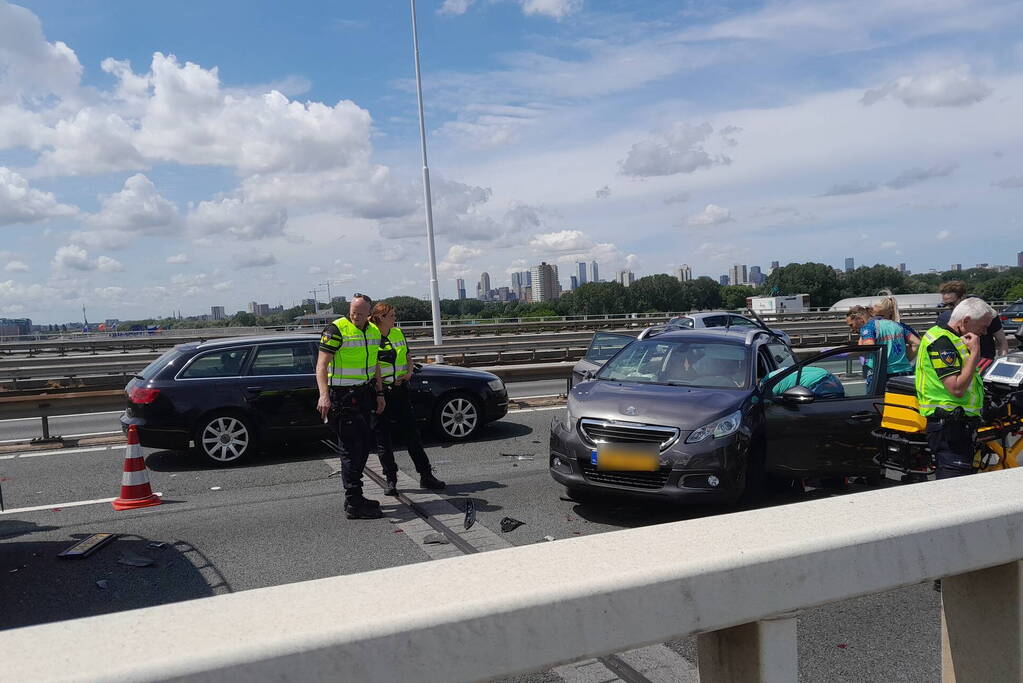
<box><xmin>4</xmin><ymin>469</ymin><xmax>1023</xmax><ymax>682</ymax></box>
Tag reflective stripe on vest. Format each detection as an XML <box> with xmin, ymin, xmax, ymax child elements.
<box><xmin>914</xmin><ymin>326</ymin><xmax>983</xmax><ymax>417</ymax></box>
<box><xmin>379</xmin><ymin>327</ymin><xmax>409</xmax><ymax>385</ymax></box>
<box><xmin>328</xmin><ymin>317</ymin><xmax>381</xmax><ymax>387</ymax></box>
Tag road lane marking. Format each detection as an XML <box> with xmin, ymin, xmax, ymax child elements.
<box><xmin>0</xmin><ymin>493</ymin><xmax>162</xmax><ymax>515</ymax></box>
<box><xmin>0</xmin><ymin>410</ymin><xmax>123</xmax><ymax>424</ymax></box>
<box><xmin>0</xmin><ymin>445</ymin><xmax>126</xmax><ymax>460</ymax></box>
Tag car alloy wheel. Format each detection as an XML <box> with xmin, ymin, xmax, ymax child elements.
<box><xmin>437</xmin><ymin>394</ymin><xmax>480</xmax><ymax>440</ymax></box>
<box><xmin>198</xmin><ymin>414</ymin><xmax>252</xmax><ymax>464</ymax></box>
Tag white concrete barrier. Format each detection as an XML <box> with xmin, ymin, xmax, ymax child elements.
<box><xmin>5</xmin><ymin>470</ymin><xmax>1023</xmax><ymax>682</ymax></box>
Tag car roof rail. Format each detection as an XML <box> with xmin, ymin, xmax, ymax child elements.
<box><xmin>637</xmin><ymin>325</ymin><xmax>666</xmax><ymax>340</ymax></box>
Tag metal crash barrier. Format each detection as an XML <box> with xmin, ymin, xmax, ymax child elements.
<box><xmin>4</xmin><ymin>469</ymin><xmax>1023</xmax><ymax>681</ymax></box>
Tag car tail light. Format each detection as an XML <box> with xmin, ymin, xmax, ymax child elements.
<box><xmin>128</xmin><ymin>386</ymin><xmax>161</xmax><ymax>404</ymax></box>
<box><xmin>1000</xmin><ymin>314</ymin><xmax>1009</xmax><ymax>321</ymax></box>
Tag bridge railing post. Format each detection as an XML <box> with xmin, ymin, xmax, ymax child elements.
<box><xmin>942</xmin><ymin>560</ymin><xmax>1023</xmax><ymax>681</ymax></box>
<box><xmin>697</xmin><ymin>613</ymin><xmax>798</xmax><ymax>683</ymax></box>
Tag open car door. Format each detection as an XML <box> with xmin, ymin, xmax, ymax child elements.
<box><xmin>762</xmin><ymin>344</ymin><xmax>888</xmax><ymax>479</ymax></box>
<box><xmin>572</xmin><ymin>332</ymin><xmax>634</xmax><ymax>386</ymax></box>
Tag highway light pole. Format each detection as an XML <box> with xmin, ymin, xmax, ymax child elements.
<box><xmin>410</xmin><ymin>0</ymin><xmax>444</xmax><ymax>358</ymax></box>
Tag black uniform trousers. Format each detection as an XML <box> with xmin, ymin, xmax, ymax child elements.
<box><xmin>375</xmin><ymin>382</ymin><xmax>432</xmax><ymax>481</ymax></box>
<box><xmin>926</xmin><ymin>409</ymin><xmax>981</xmax><ymax>480</ymax></box>
<box><xmin>328</xmin><ymin>385</ymin><xmax>375</xmax><ymax>502</ymax></box>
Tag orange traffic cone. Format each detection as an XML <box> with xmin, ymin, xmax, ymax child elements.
<box><xmin>112</xmin><ymin>425</ymin><xmax>161</xmax><ymax>510</ymax></box>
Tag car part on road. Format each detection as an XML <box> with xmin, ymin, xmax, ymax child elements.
<box><xmin>58</xmin><ymin>532</ymin><xmax>117</xmax><ymax>558</ymax></box>
<box><xmin>196</xmin><ymin>413</ymin><xmax>254</xmax><ymax>465</ymax></box>
<box><xmin>500</xmin><ymin>517</ymin><xmax>525</xmax><ymax>532</ymax></box>
<box><xmin>464</xmin><ymin>498</ymin><xmax>476</xmax><ymax>530</ymax></box>
<box><xmin>435</xmin><ymin>393</ymin><xmax>482</xmax><ymax>440</ymax></box>
<box><xmin>422</xmin><ymin>533</ymin><xmax>449</xmax><ymax>545</ymax></box>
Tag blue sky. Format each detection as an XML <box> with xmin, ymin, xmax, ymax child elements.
<box><xmin>2</xmin><ymin>0</ymin><xmax>1022</xmax><ymax>323</ymax></box>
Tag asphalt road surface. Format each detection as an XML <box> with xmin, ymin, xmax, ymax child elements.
<box><xmin>1</xmin><ymin>406</ymin><xmax>940</xmax><ymax>681</ymax></box>
<box><xmin>0</xmin><ymin>378</ymin><xmax>569</xmax><ymax>443</ymax></box>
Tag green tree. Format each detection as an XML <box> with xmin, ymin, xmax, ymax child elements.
<box><xmin>720</xmin><ymin>285</ymin><xmax>755</xmax><ymax>310</ymax></box>
<box><xmin>382</xmin><ymin>295</ymin><xmax>432</xmax><ymax>322</ymax></box>
<box><xmin>764</xmin><ymin>263</ymin><xmax>842</xmax><ymax>308</ymax></box>
<box><xmin>840</xmin><ymin>265</ymin><xmax>909</xmax><ymax>298</ymax></box>
<box><xmin>629</xmin><ymin>274</ymin><xmax>686</xmax><ymax>312</ymax></box>
<box><xmin>232</xmin><ymin>312</ymin><xmax>257</xmax><ymax>327</ymax></box>
<box><xmin>571</xmin><ymin>282</ymin><xmax>632</xmax><ymax>315</ymax></box>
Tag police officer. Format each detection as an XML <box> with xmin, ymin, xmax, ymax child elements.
<box><xmin>915</xmin><ymin>297</ymin><xmax>996</xmax><ymax>479</ymax></box>
<box><xmin>316</xmin><ymin>294</ymin><xmax>387</xmax><ymax>519</ymax></box>
<box><xmin>369</xmin><ymin>303</ymin><xmax>445</xmax><ymax>496</ymax></box>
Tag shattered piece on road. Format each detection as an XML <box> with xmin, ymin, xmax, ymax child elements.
<box><xmin>422</xmin><ymin>533</ymin><xmax>450</xmax><ymax>545</ymax></box>
<box><xmin>542</xmin><ymin>535</ymin><xmax>555</xmax><ymax>542</ymax></box>
<box><xmin>95</xmin><ymin>580</ymin><xmax>109</xmax><ymax>589</ymax></box>
<box><xmin>147</xmin><ymin>541</ymin><xmax>167</xmax><ymax>549</ymax></box>
<box><xmin>327</xmin><ymin>470</ymin><xmax>341</xmax><ymax>478</ymax></box>
<box><xmin>57</xmin><ymin>533</ymin><xmax>117</xmax><ymax>559</ymax></box>
<box><xmin>463</xmin><ymin>498</ymin><xmax>476</xmax><ymax>530</ymax></box>
<box><xmin>210</xmin><ymin>486</ymin><xmax>222</xmax><ymax>491</ymax></box>
<box><xmin>500</xmin><ymin>517</ymin><xmax>525</xmax><ymax>533</ymax></box>
<box><xmin>500</xmin><ymin>453</ymin><xmax>536</xmax><ymax>459</ymax></box>
<box><xmin>117</xmin><ymin>551</ymin><xmax>155</xmax><ymax>568</ymax></box>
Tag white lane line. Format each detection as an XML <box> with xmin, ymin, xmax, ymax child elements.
<box><xmin>508</xmin><ymin>405</ymin><xmax>564</xmax><ymax>414</ymax></box>
<box><xmin>0</xmin><ymin>493</ymin><xmax>162</xmax><ymax>515</ymax></box>
<box><xmin>0</xmin><ymin>445</ymin><xmax>125</xmax><ymax>460</ymax></box>
<box><xmin>0</xmin><ymin>410</ymin><xmax>123</xmax><ymax>424</ymax></box>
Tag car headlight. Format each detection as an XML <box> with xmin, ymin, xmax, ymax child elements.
<box><xmin>685</xmin><ymin>410</ymin><xmax>742</xmax><ymax>444</ymax></box>
<box><xmin>487</xmin><ymin>378</ymin><xmax>505</xmax><ymax>392</ymax></box>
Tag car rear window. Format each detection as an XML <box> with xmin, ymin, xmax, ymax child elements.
<box><xmin>179</xmin><ymin>348</ymin><xmax>253</xmax><ymax>379</ymax></box>
<box><xmin>138</xmin><ymin>348</ymin><xmax>187</xmax><ymax>380</ymax></box>
<box><xmin>1004</xmin><ymin>303</ymin><xmax>1023</xmax><ymax>315</ymax></box>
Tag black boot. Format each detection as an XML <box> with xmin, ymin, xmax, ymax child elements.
<box><xmin>345</xmin><ymin>497</ymin><xmax>383</xmax><ymax>519</ymax></box>
<box><xmin>419</xmin><ymin>472</ymin><xmax>446</xmax><ymax>490</ymax></box>
<box><xmin>384</xmin><ymin>478</ymin><xmax>398</xmax><ymax>496</ymax></box>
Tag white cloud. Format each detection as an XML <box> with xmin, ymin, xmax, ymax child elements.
<box><xmin>861</xmin><ymin>67</ymin><xmax>993</xmax><ymax>108</ymax></box>
<box><xmin>936</xmin><ymin>230</ymin><xmax>952</xmax><ymax>240</ymax></box>
<box><xmin>308</xmin><ymin>265</ymin><xmax>323</xmax><ymax>275</ymax></box>
<box><xmin>97</xmin><ymin>255</ymin><xmax>124</xmax><ymax>272</ymax></box>
<box><xmin>619</xmin><ymin>122</ymin><xmax>729</xmax><ymax>178</ymax></box>
<box><xmin>438</xmin><ymin>0</ymin><xmax>476</xmax><ymax>15</ymax></box>
<box><xmin>188</xmin><ymin>196</ymin><xmax>287</xmax><ymax>240</ymax></box>
<box><xmin>5</xmin><ymin>260</ymin><xmax>28</xmax><ymax>272</ymax></box>
<box><xmin>235</xmin><ymin>252</ymin><xmax>278</xmax><ymax>268</ymax></box>
<box><xmin>663</xmin><ymin>192</ymin><xmax>690</xmax><ymax>205</ymax></box>
<box><xmin>816</xmin><ymin>181</ymin><xmax>879</xmax><ymax>197</ymax></box>
<box><xmin>0</xmin><ymin>167</ymin><xmax>77</xmax><ymax>226</ymax></box>
<box><xmin>0</xmin><ymin>1</ymin><xmax>83</xmax><ymax>102</ymax></box>
<box><xmin>880</xmin><ymin>241</ymin><xmax>898</xmax><ymax>249</ymax></box>
<box><xmin>885</xmin><ymin>163</ymin><xmax>958</xmax><ymax>189</ymax></box>
<box><xmin>529</xmin><ymin>229</ymin><xmax>592</xmax><ymax>252</ymax></box>
<box><xmin>687</xmin><ymin>204</ymin><xmax>733</xmax><ymax>226</ymax></box>
<box><xmin>992</xmin><ymin>175</ymin><xmax>1023</xmax><ymax>189</ymax></box>
<box><xmin>86</xmin><ymin>174</ymin><xmax>180</xmax><ymax>234</ymax></box>
<box><xmin>595</xmin><ymin>185</ymin><xmax>610</xmax><ymax>199</ymax></box>
<box><xmin>166</xmin><ymin>253</ymin><xmax>189</xmax><ymax>264</ymax></box>
<box><xmin>52</xmin><ymin>245</ymin><xmax>94</xmax><ymax>271</ymax></box>
<box><xmin>520</xmin><ymin>0</ymin><xmax>583</xmax><ymax>20</ymax></box>
<box><xmin>93</xmin><ymin>286</ymin><xmax>127</xmax><ymax>300</ymax></box>
<box><xmin>444</xmin><ymin>245</ymin><xmax>482</xmax><ymax>263</ymax></box>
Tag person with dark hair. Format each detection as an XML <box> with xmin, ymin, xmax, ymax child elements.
<box><xmin>370</xmin><ymin>303</ymin><xmax>445</xmax><ymax>496</ymax></box>
<box><xmin>937</xmin><ymin>280</ymin><xmax>1007</xmax><ymax>363</ymax></box>
<box><xmin>316</xmin><ymin>294</ymin><xmax>387</xmax><ymax>520</ymax></box>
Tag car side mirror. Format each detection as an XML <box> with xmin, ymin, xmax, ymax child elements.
<box><xmin>412</xmin><ymin>363</ymin><xmax>423</xmax><ymax>373</ymax></box>
<box><xmin>583</xmin><ymin>369</ymin><xmax>595</xmax><ymax>381</ymax></box>
<box><xmin>781</xmin><ymin>385</ymin><xmax>815</xmax><ymax>404</ymax></box>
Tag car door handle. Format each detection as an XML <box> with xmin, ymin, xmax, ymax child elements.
<box><xmin>849</xmin><ymin>412</ymin><xmax>874</xmax><ymax>422</ymax></box>
<box><xmin>245</xmin><ymin>386</ymin><xmax>264</xmax><ymax>393</ymax></box>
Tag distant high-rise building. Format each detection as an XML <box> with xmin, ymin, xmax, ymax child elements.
<box><xmin>675</xmin><ymin>264</ymin><xmax>693</xmax><ymax>282</ymax></box>
<box><xmin>1018</xmin><ymin>251</ymin><xmax>1023</xmax><ymax>268</ymax></box>
<box><xmin>898</xmin><ymin>263</ymin><xmax>907</xmax><ymax>274</ymax></box>
<box><xmin>478</xmin><ymin>272</ymin><xmax>491</xmax><ymax>300</ymax></box>
<box><xmin>0</xmin><ymin>318</ymin><xmax>32</xmax><ymax>336</ymax></box>
<box><xmin>770</xmin><ymin>261</ymin><xmax>780</xmax><ymax>272</ymax></box>
<box><xmin>530</xmin><ymin>262</ymin><xmax>559</xmax><ymax>302</ymax></box>
<box><xmin>255</xmin><ymin>303</ymin><xmax>270</xmax><ymax>317</ymax></box>
<box><xmin>728</xmin><ymin>264</ymin><xmax>748</xmax><ymax>286</ymax></box>
<box><xmin>719</xmin><ymin>275</ymin><xmax>730</xmax><ymax>286</ymax></box>
<box><xmin>211</xmin><ymin>306</ymin><xmax>225</xmax><ymax>320</ymax></box>
<box><xmin>302</xmin><ymin>298</ymin><xmax>316</xmax><ymax>308</ymax></box>
<box><xmin>456</xmin><ymin>278</ymin><xmax>466</xmax><ymax>300</ymax></box>
<box><xmin>951</xmin><ymin>264</ymin><xmax>962</xmax><ymax>272</ymax></box>
<box><xmin>749</xmin><ymin>266</ymin><xmax>763</xmax><ymax>285</ymax></box>
<box><xmin>590</xmin><ymin>261</ymin><xmax>599</xmax><ymax>283</ymax></box>
<box><xmin>247</xmin><ymin>301</ymin><xmax>259</xmax><ymax>314</ymax></box>
<box><xmin>577</xmin><ymin>262</ymin><xmax>588</xmax><ymax>286</ymax></box>
<box><xmin>976</xmin><ymin>263</ymin><xmax>990</xmax><ymax>269</ymax></box>
<box><xmin>845</xmin><ymin>257</ymin><xmax>855</xmax><ymax>272</ymax></box>
<box><xmin>616</xmin><ymin>270</ymin><xmax>635</xmax><ymax>287</ymax></box>
<box><xmin>570</xmin><ymin>275</ymin><xmax>578</xmax><ymax>290</ymax></box>
<box><xmin>510</xmin><ymin>272</ymin><xmax>525</xmax><ymax>299</ymax></box>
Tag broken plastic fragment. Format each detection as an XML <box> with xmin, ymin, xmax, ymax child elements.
<box><xmin>464</xmin><ymin>498</ymin><xmax>476</xmax><ymax>530</ymax></box>
<box><xmin>210</xmin><ymin>486</ymin><xmax>222</xmax><ymax>491</ymax></box>
<box><xmin>500</xmin><ymin>517</ymin><xmax>525</xmax><ymax>532</ymax></box>
<box><xmin>423</xmin><ymin>533</ymin><xmax>450</xmax><ymax>545</ymax></box>
<box><xmin>96</xmin><ymin>580</ymin><xmax>109</xmax><ymax>589</ymax></box>
<box><xmin>147</xmin><ymin>541</ymin><xmax>167</xmax><ymax>549</ymax></box>
<box><xmin>542</xmin><ymin>535</ymin><xmax>555</xmax><ymax>542</ymax></box>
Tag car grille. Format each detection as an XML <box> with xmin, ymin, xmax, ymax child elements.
<box><xmin>578</xmin><ymin>418</ymin><xmax>680</xmax><ymax>451</ymax></box>
<box><xmin>580</xmin><ymin>462</ymin><xmax>670</xmax><ymax>490</ymax></box>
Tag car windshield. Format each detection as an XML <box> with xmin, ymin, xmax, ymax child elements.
<box><xmin>597</xmin><ymin>339</ymin><xmax>749</xmax><ymax>389</ymax></box>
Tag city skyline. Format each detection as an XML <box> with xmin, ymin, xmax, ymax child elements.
<box><xmin>2</xmin><ymin>1</ymin><xmax>1022</xmax><ymax>324</ymax></box>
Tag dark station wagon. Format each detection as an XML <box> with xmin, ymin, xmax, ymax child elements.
<box><xmin>121</xmin><ymin>334</ymin><xmax>509</xmax><ymax>464</ymax></box>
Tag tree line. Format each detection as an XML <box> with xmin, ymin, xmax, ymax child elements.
<box><xmin>113</xmin><ymin>263</ymin><xmax>1023</xmax><ymax>330</ymax></box>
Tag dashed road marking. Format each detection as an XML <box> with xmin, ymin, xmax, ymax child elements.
<box><xmin>0</xmin><ymin>445</ymin><xmax>125</xmax><ymax>460</ymax></box>
<box><xmin>0</xmin><ymin>492</ymin><xmax>163</xmax><ymax>515</ymax></box>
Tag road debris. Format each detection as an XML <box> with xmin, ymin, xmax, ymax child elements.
<box><xmin>500</xmin><ymin>453</ymin><xmax>536</xmax><ymax>460</ymax></box>
<box><xmin>95</xmin><ymin>580</ymin><xmax>109</xmax><ymax>589</ymax></box>
<box><xmin>57</xmin><ymin>533</ymin><xmax>117</xmax><ymax>559</ymax></box>
<box><xmin>542</xmin><ymin>535</ymin><xmax>555</xmax><ymax>542</ymax></box>
<box><xmin>117</xmin><ymin>551</ymin><xmax>155</xmax><ymax>568</ymax></box>
<box><xmin>147</xmin><ymin>541</ymin><xmax>167</xmax><ymax>549</ymax></box>
<box><xmin>464</xmin><ymin>498</ymin><xmax>476</xmax><ymax>530</ymax></box>
<box><xmin>423</xmin><ymin>533</ymin><xmax>450</xmax><ymax>545</ymax></box>
<box><xmin>210</xmin><ymin>486</ymin><xmax>222</xmax><ymax>491</ymax></box>
<box><xmin>500</xmin><ymin>517</ymin><xmax>525</xmax><ymax>532</ymax></box>
<box><xmin>327</xmin><ymin>470</ymin><xmax>342</xmax><ymax>478</ymax></box>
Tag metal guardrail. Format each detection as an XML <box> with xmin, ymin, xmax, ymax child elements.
<box><xmin>4</xmin><ymin>468</ymin><xmax>1023</xmax><ymax>681</ymax></box>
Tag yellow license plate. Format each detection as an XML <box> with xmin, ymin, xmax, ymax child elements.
<box><xmin>1013</xmin><ymin>317</ymin><xmax>1023</xmax><ymax>323</ymax></box>
<box><xmin>592</xmin><ymin>445</ymin><xmax>659</xmax><ymax>471</ymax></box>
